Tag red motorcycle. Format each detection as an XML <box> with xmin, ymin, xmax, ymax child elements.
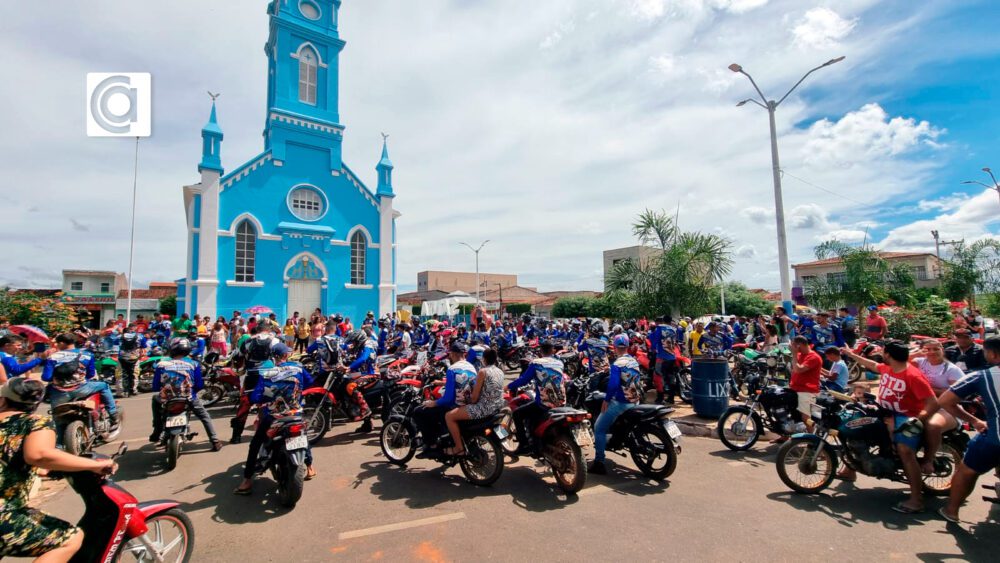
<box><xmin>58</xmin><ymin>444</ymin><xmax>194</xmax><ymax>562</ymax></box>
<box><xmin>198</xmin><ymin>353</ymin><xmax>241</xmax><ymax>407</ymax></box>
<box><xmin>847</xmin><ymin>338</ymin><xmax>884</xmax><ymax>383</ymax></box>
<box><xmin>52</xmin><ymin>389</ymin><xmax>119</xmax><ymax>457</ymax></box>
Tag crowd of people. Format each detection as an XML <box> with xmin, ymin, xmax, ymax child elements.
<box><xmin>1</xmin><ymin>302</ymin><xmax>999</xmax><ymax>560</ymax></box>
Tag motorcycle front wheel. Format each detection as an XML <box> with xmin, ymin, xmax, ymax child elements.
<box><xmin>302</xmin><ymin>399</ymin><xmax>329</xmax><ymax>445</ymax></box>
<box><xmin>116</xmin><ymin>507</ymin><xmax>194</xmax><ymax>563</ymax></box>
<box><xmin>631</xmin><ymin>423</ymin><xmax>678</xmax><ymax>480</ymax></box>
<box><xmin>380</xmin><ymin>420</ymin><xmax>416</xmax><ymax>465</ymax></box>
<box><xmin>716</xmin><ymin>408</ymin><xmax>761</xmax><ymax>451</ymax></box>
<box><xmin>498</xmin><ymin>410</ymin><xmax>518</xmax><ymax>457</ymax></box>
<box><xmin>776</xmin><ymin>438</ymin><xmax>838</xmax><ymax>494</ymax></box>
<box><xmin>460</xmin><ymin>434</ymin><xmax>504</xmax><ymax>486</ymax></box>
<box><xmin>197</xmin><ymin>384</ymin><xmax>225</xmax><ymax>407</ymax></box>
<box><xmin>545</xmin><ymin>432</ymin><xmax>586</xmax><ymax>494</ymax></box>
<box><xmin>63</xmin><ymin>421</ymin><xmax>87</xmax><ymax>456</ymax></box>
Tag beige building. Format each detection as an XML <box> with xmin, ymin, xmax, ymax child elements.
<box><xmin>602</xmin><ymin>246</ymin><xmax>663</xmax><ymax>290</ymax></box>
<box><xmin>61</xmin><ymin>270</ymin><xmax>128</xmax><ymax>328</ymax></box>
<box><xmin>417</xmin><ymin>271</ymin><xmax>518</xmax><ymax>294</ymax></box>
<box><xmin>793</xmin><ymin>252</ymin><xmax>942</xmax><ymax>291</ymax></box>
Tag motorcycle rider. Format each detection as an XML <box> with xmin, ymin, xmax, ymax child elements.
<box><xmin>234</xmin><ymin>343</ymin><xmax>316</xmax><ymax>495</ymax></box>
<box><xmin>338</xmin><ymin>330</ymin><xmax>375</xmax><ymax>431</ymax></box>
<box><xmin>42</xmin><ymin>333</ymin><xmax>120</xmax><ymax>433</ymax></box>
<box><xmin>0</xmin><ymin>335</ymin><xmax>47</xmax><ymax>377</ymax></box>
<box><xmin>810</xmin><ymin>312</ymin><xmax>845</xmax><ymax>352</ymax></box>
<box><xmin>938</xmin><ymin>336</ymin><xmax>1000</xmax><ymax>523</ymax></box>
<box><xmin>230</xmin><ymin>326</ymin><xmax>280</xmax><ymax>444</ymax></box>
<box><xmin>841</xmin><ymin>341</ymin><xmax>938</xmax><ymax>514</ymax></box>
<box><xmin>589</xmin><ymin>335</ymin><xmax>644</xmax><ymax>475</ymax></box>
<box><xmin>470</xmin><ymin>323</ymin><xmax>491</xmax><ymax>346</ymax></box>
<box><xmin>578</xmin><ymin>323</ymin><xmax>610</xmax><ymax>375</ymax></box>
<box><xmin>650</xmin><ymin>316</ymin><xmax>680</xmax><ymax>405</ymax></box>
<box><xmin>118</xmin><ymin>324</ymin><xmax>146</xmax><ymax>396</ymax></box>
<box><xmin>376</xmin><ymin>318</ymin><xmax>389</xmax><ymax>355</ymax></box>
<box><xmin>507</xmin><ymin>340</ymin><xmax>567</xmax><ymax>454</ymax></box>
<box><xmin>698</xmin><ymin>322</ymin><xmax>732</xmax><ymax>358</ymax></box>
<box><xmin>945</xmin><ymin>329</ymin><xmax>989</xmax><ymax>372</ymax></box>
<box><xmin>0</xmin><ymin>377</ymin><xmax>118</xmax><ymax>562</ymax></box>
<box><xmin>149</xmin><ymin>337</ymin><xmax>223</xmax><ymax>451</ymax></box>
<box><xmin>414</xmin><ymin>341</ymin><xmax>477</xmax><ymax>458</ymax></box>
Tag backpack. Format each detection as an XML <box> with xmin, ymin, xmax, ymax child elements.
<box><xmin>50</xmin><ymin>350</ymin><xmax>84</xmax><ymax>388</ymax></box>
<box><xmin>260</xmin><ymin>366</ymin><xmax>303</xmax><ymax>417</ymax></box>
<box><xmin>247</xmin><ymin>337</ymin><xmax>272</xmax><ymax>363</ymax></box>
<box><xmin>120</xmin><ymin>332</ymin><xmax>141</xmax><ymax>359</ymax></box>
<box><xmin>316</xmin><ymin>336</ymin><xmax>340</xmax><ymax>371</ymax></box>
<box><xmin>158</xmin><ymin>359</ymin><xmax>194</xmax><ymax>401</ymax></box>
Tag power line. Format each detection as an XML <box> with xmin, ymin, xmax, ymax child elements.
<box><xmin>780</xmin><ymin>169</ymin><xmax>874</xmax><ymax>206</ymax></box>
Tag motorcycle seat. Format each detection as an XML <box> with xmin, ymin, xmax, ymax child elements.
<box><xmin>53</xmin><ymin>400</ymin><xmax>97</xmax><ymax>413</ymax></box>
<box><xmin>458</xmin><ymin>412</ymin><xmax>504</xmax><ymax>432</ymax></box>
<box><xmin>621</xmin><ymin>404</ymin><xmax>671</xmax><ymax>421</ymax></box>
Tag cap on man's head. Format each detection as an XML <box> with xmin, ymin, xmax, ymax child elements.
<box><xmin>271</xmin><ymin>343</ymin><xmax>293</xmax><ymax>356</ymax></box>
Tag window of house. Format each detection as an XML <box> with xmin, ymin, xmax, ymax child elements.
<box><xmin>298</xmin><ymin>46</ymin><xmax>318</xmax><ymax>105</ymax></box>
<box><xmin>288</xmin><ymin>187</ymin><xmax>325</xmax><ymax>221</ymax></box>
<box><xmin>914</xmin><ymin>266</ymin><xmax>928</xmax><ymax>281</ymax></box>
<box><xmin>235</xmin><ymin>220</ymin><xmax>257</xmax><ymax>283</ymax></box>
<box><xmin>70</xmin><ymin>281</ymin><xmax>83</xmax><ymax>291</ymax></box>
<box><xmin>350</xmin><ymin>231</ymin><xmax>366</xmax><ymax>285</ymax></box>
<box><xmin>100</xmin><ymin>282</ymin><xmax>111</xmax><ymax>293</ymax></box>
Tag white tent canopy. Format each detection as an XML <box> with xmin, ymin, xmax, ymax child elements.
<box><xmin>420</xmin><ymin>291</ymin><xmax>485</xmax><ymax>317</ymax></box>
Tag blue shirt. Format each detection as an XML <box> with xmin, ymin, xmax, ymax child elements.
<box><xmin>651</xmin><ymin>325</ymin><xmax>678</xmax><ymax>361</ymax></box>
<box><xmin>508</xmin><ymin>356</ymin><xmax>567</xmax><ymax>407</ymax></box>
<box><xmin>41</xmin><ymin>349</ymin><xmax>97</xmax><ymax>385</ymax></box>
<box><xmin>437</xmin><ymin>359</ymin><xmax>477</xmax><ymax>409</ymax></box>
<box><xmin>152</xmin><ymin>357</ymin><xmax>204</xmax><ymax>399</ymax></box>
<box><xmin>607</xmin><ymin>354</ymin><xmax>643</xmax><ymax>404</ymax></box>
<box><xmin>810</xmin><ymin>323</ymin><xmax>845</xmax><ymax>349</ymax></box>
<box><xmin>347</xmin><ymin>343</ymin><xmax>376</xmax><ymax>375</ymax></box>
<box><xmin>827</xmin><ymin>360</ymin><xmax>849</xmax><ymax>392</ymax></box>
<box><xmin>698</xmin><ymin>331</ymin><xmax>732</xmax><ymax>357</ymax></box>
<box><xmin>250</xmin><ymin>360</ymin><xmax>313</xmax><ymax>418</ymax></box>
<box><xmin>950</xmin><ymin>367</ymin><xmax>1000</xmax><ymax>444</ymax></box>
<box><xmin>1</xmin><ymin>351</ymin><xmax>41</xmax><ymax>377</ymax></box>
<box><xmin>578</xmin><ymin>336</ymin><xmax>610</xmax><ymax>374</ymax></box>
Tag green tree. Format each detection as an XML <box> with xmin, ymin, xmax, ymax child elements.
<box><xmin>504</xmin><ymin>303</ymin><xmax>532</xmax><ymax>316</ymax></box>
<box><xmin>881</xmin><ymin>296</ymin><xmax>953</xmax><ymax>339</ymax></box>
<box><xmin>804</xmin><ymin>240</ymin><xmax>916</xmax><ymax>309</ymax></box>
<box><xmin>940</xmin><ymin>238</ymin><xmax>1000</xmax><ymax>305</ymax></box>
<box><xmin>0</xmin><ymin>289</ymin><xmax>79</xmax><ymax>335</ymax></box>
<box><xmin>605</xmin><ymin>209</ymin><xmax>733</xmax><ymax>318</ymax></box>
<box><xmin>706</xmin><ymin>282</ymin><xmax>772</xmax><ymax>318</ymax></box>
<box><xmin>158</xmin><ymin>296</ymin><xmax>177</xmax><ymax>316</ymax></box>
<box><xmin>551</xmin><ymin>297</ymin><xmax>596</xmax><ymax>318</ymax></box>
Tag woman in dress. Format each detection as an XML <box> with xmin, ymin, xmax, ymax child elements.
<box><xmin>443</xmin><ymin>347</ymin><xmax>506</xmax><ymax>456</ymax></box>
<box><xmin>0</xmin><ymin>377</ymin><xmax>117</xmax><ymax>562</ymax></box>
<box><xmin>911</xmin><ymin>339</ymin><xmax>973</xmax><ymax>474</ymax></box>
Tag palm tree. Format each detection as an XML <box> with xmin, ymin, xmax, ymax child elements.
<box><xmin>941</xmin><ymin>238</ymin><xmax>1000</xmax><ymax>305</ymax></box>
<box><xmin>605</xmin><ymin>209</ymin><xmax>733</xmax><ymax>317</ymax></box>
<box><xmin>804</xmin><ymin>240</ymin><xmax>915</xmax><ymax>309</ymax></box>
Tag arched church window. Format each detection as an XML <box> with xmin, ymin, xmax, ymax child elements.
<box><xmin>235</xmin><ymin>220</ymin><xmax>257</xmax><ymax>283</ymax></box>
<box><xmin>298</xmin><ymin>46</ymin><xmax>318</xmax><ymax>105</ymax></box>
<box><xmin>350</xmin><ymin>231</ymin><xmax>366</xmax><ymax>285</ymax></box>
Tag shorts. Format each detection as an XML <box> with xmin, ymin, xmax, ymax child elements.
<box><xmin>796</xmin><ymin>392</ymin><xmax>817</xmax><ymax>416</ymax></box>
<box><xmin>963</xmin><ymin>433</ymin><xmax>1000</xmax><ymax>474</ymax></box>
<box><xmin>891</xmin><ymin>414</ymin><xmax>923</xmax><ymax>450</ymax></box>
<box><xmin>0</xmin><ymin>507</ymin><xmax>79</xmax><ymax>558</ymax></box>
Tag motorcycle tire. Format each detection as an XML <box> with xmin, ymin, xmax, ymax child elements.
<box><xmin>498</xmin><ymin>410</ymin><xmax>518</xmax><ymax>457</ymax></box>
<box><xmin>137</xmin><ymin>370</ymin><xmax>154</xmax><ymax>393</ymax></box>
<box><xmin>460</xmin><ymin>434</ymin><xmax>504</xmax><ymax>486</ymax></box>
<box><xmin>63</xmin><ymin>421</ymin><xmax>87</xmax><ymax>456</ymax></box>
<box><xmin>922</xmin><ymin>442</ymin><xmax>963</xmax><ymax>496</ymax></box>
<box><xmin>716</xmin><ymin>407</ymin><xmax>762</xmax><ymax>452</ymax></box>
<box><xmin>546</xmin><ymin>432</ymin><xmax>587</xmax><ymax>494</ymax></box>
<box><xmin>847</xmin><ymin>360</ymin><xmax>865</xmax><ymax>384</ymax></box>
<box><xmin>198</xmin><ymin>384</ymin><xmax>225</xmax><ymax>407</ymax></box>
<box><xmin>116</xmin><ymin>507</ymin><xmax>195</xmax><ymax>563</ymax></box>
<box><xmin>303</xmin><ymin>400</ymin><xmax>329</xmax><ymax>445</ymax></box>
<box><xmin>630</xmin><ymin>423</ymin><xmax>678</xmax><ymax>480</ymax></box>
<box><xmin>276</xmin><ymin>461</ymin><xmax>306</xmax><ymax>509</ymax></box>
<box><xmin>677</xmin><ymin>368</ymin><xmax>693</xmax><ymax>404</ymax></box>
<box><xmin>503</xmin><ymin>357</ymin><xmax>520</xmax><ymax>371</ymax></box>
<box><xmin>380</xmin><ymin>419</ymin><xmax>416</xmax><ymax>465</ymax></box>
<box><xmin>775</xmin><ymin>438</ymin><xmax>837</xmax><ymax>494</ymax></box>
<box><xmin>166</xmin><ymin>435</ymin><xmax>181</xmax><ymax>471</ymax></box>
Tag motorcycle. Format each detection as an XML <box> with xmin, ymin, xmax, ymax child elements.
<box><xmin>197</xmin><ymin>352</ymin><xmax>241</xmax><ymax>407</ymax></box>
<box><xmin>52</xmin><ymin>389</ymin><xmax>120</xmax><ymax>456</ymax></box>
<box><xmin>846</xmin><ymin>338</ymin><xmax>884</xmax><ymax>383</ymax></box>
<box><xmin>303</xmin><ymin>362</ymin><xmax>407</xmax><ymax>443</ymax></box>
<box><xmin>250</xmin><ymin>413</ymin><xmax>310</xmax><ymax>508</ymax></box>
<box><xmin>93</xmin><ymin>346</ymin><xmax>122</xmax><ymax>395</ymax></box>
<box><xmin>503</xmin><ymin>387</ymin><xmax>592</xmax><ymax>493</ymax></box>
<box><xmin>52</xmin><ymin>444</ymin><xmax>194</xmax><ymax>562</ymax></box>
<box><xmin>567</xmin><ymin>374</ymin><xmax>682</xmax><ymax>480</ymax></box>
<box><xmin>716</xmin><ymin>372</ymin><xmax>805</xmax><ymax>451</ymax></box>
<box><xmin>160</xmin><ymin>397</ymin><xmax>195</xmax><ymax>470</ymax></box>
<box><xmin>498</xmin><ymin>341</ymin><xmax>528</xmax><ymax>371</ymax></box>
<box><xmin>137</xmin><ymin>347</ymin><xmax>167</xmax><ymax>393</ymax></box>
<box><xmin>379</xmin><ymin>386</ymin><xmax>506</xmax><ymax>486</ymax></box>
<box><xmin>774</xmin><ymin>391</ymin><xmax>967</xmax><ymax>495</ymax></box>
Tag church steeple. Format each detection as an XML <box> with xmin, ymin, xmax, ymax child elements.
<box><xmin>198</xmin><ymin>100</ymin><xmax>224</xmax><ymax>175</ymax></box>
<box><xmin>376</xmin><ymin>135</ymin><xmax>394</xmax><ymax>197</ymax></box>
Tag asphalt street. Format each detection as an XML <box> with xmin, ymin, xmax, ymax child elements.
<box><xmin>21</xmin><ymin>394</ymin><xmax>1000</xmax><ymax>562</ymax></box>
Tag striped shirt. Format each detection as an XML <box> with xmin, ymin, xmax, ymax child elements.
<box><xmin>950</xmin><ymin>366</ymin><xmax>1000</xmax><ymax>444</ymax></box>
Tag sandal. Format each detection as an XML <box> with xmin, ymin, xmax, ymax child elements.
<box><xmin>937</xmin><ymin>507</ymin><xmax>960</xmax><ymax>524</ymax></box>
<box><xmin>305</xmin><ymin>467</ymin><xmax>317</xmax><ymax>481</ymax></box>
<box><xmin>836</xmin><ymin>469</ymin><xmax>856</xmax><ymax>483</ymax></box>
<box><xmin>891</xmin><ymin>502</ymin><xmax>923</xmax><ymax>514</ymax></box>
<box><xmin>443</xmin><ymin>447</ymin><xmax>465</xmax><ymax>457</ymax></box>
<box><xmin>233</xmin><ymin>486</ymin><xmax>253</xmax><ymax>496</ymax></box>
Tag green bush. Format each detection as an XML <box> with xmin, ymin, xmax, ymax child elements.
<box><xmin>159</xmin><ymin>296</ymin><xmax>177</xmax><ymax>316</ymax></box>
<box><xmin>882</xmin><ymin>296</ymin><xmax>953</xmax><ymax>340</ymax></box>
<box><xmin>551</xmin><ymin>297</ymin><xmax>595</xmax><ymax>318</ymax></box>
<box><xmin>0</xmin><ymin>289</ymin><xmax>80</xmax><ymax>336</ymax></box>
<box><xmin>504</xmin><ymin>303</ymin><xmax>532</xmax><ymax>316</ymax></box>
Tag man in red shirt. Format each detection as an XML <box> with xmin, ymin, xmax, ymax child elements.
<box><xmin>789</xmin><ymin>336</ymin><xmax>822</xmax><ymax>429</ymax></box>
<box><xmin>842</xmin><ymin>341</ymin><xmax>938</xmax><ymax>514</ymax></box>
<box><xmin>864</xmin><ymin>306</ymin><xmax>888</xmax><ymax>341</ymax></box>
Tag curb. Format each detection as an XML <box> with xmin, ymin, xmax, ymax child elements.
<box><xmin>673</xmin><ymin>416</ymin><xmax>716</xmax><ymax>439</ymax></box>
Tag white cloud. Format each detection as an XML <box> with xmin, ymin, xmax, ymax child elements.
<box><xmin>818</xmin><ymin>229</ymin><xmax>868</xmax><ymax>243</ymax></box>
<box><xmin>741</xmin><ymin>206</ymin><xmax>774</xmax><ymax>224</ymax></box>
<box><xmin>788</xmin><ymin>203</ymin><xmax>831</xmax><ymax>230</ymax></box>
<box><xmin>802</xmin><ymin>103</ymin><xmax>943</xmax><ymax>168</ymax></box>
<box><xmin>649</xmin><ymin>54</ymin><xmax>679</xmax><ymax>78</ymax></box>
<box><xmin>793</xmin><ymin>7</ymin><xmax>858</xmax><ymax>49</ymax></box>
<box><xmin>736</xmin><ymin>244</ymin><xmax>757</xmax><ymax>258</ymax></box>
<box><xmin>917</xmin><ymin>192</ymin><xmax>968</xmax><ymax>212</ymax></box>
<box><xmin>631</xmin><ymin>0</ymin><xmax>667</xmax><ymax>20</ymax></box>
<box><xmin>880</xmin><ymin>189</ymin><xmax>1000</xmax><ymax>251</ymax></box>
<box><xmin>540</xmin><ymin>20</ymin><xmax>575</xmax><ymax>49</ymax></box>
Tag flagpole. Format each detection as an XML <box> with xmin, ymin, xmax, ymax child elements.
<box><xmin>125</xmin><ymin>136</ymin><xmax>140</xmax><ymax>323</ymax></box>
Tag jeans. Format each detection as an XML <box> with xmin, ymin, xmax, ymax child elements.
<box><xmin>49</xmin><ymin>381</ymin><xmax>117</xmax><ymax>415</ymax></box>
<box><xmin>151</xmin><ymin>396</ymin><xmax>218</xmax><ymax>442</ymax></box>
<box><xmin>244</xmin><ymin>416</ymin><xmax>313</xmax><ymax>478</ymax></box>
<box><xmin>414</xmin><ymin>405</ymin><xmax>447</xmax><ymax>448</ymax></box>
<box><xmin>593</xmin><ymin>400</ymin><xmax>635</xmax><ymax>463</ymax></box>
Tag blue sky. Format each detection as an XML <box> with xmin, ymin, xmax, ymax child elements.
<box><xmin>0</xmin><ymin>0</ymin><xmax>997</xmax><ymax>293</ymax></box>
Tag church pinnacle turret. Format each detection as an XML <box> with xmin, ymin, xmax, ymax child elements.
<box><xmin>199</xmin><ymin>100</ymin><xmax>224</xmax><ymax>175</ymax></box>
<box><xmin>376</xmin><ymin>134</ymin><xmax>394</xmax><ymax>197</ymax></box>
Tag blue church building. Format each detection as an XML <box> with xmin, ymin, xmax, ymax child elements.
<box><xmin>178</xmin><ymin>0</ymin><xmax>399</xmax><ymax>321</ymax></box>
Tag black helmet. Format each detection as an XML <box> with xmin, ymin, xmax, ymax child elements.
<box><xmin>591</xmin><ymin>323</ymin><xmax>605</xmax><ymax>335</ymax></box>
<box><xmin>168</xmin><ymin>337</ymin><xmax>192</xmax><ymax>357</ymax></box>
<box><xmin>332</xmin><ymin>314</ymin><xmax>344</xmax><ymax>323</ymax></box>
<box><xmin>343</xmin><ymin>330</ymin><xmax>367</xmax><ymax>349</ymax></box>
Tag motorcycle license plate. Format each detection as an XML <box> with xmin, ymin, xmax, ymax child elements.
<box><xmin>494</xmin><ymin>425</ymin><xmax>509</xmax><ymax>440</ymax></box>
<box><xmin>165</xmin><ymin>415</ymin><xmax>187</xmax><ymax>428</ymax></box>
<box><xmin>285</xmin><ymin>435</ymin><xmax>308</xmax><ymax>451</ymax></box>
<box><xmin>572</xmin><ymin>426</ymin><xmax>594</xmax><ymax>447</ymax></box>
<box><xmin>665</xmin><ymin>421</ymin><xmax>683</xmax><ymax>440</ymax></box>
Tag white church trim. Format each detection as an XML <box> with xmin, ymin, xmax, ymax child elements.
<box><xmin>345</xmin><ymin>225</ymin><xmax>380</xmax><ymax>249</ymax></box>
<box><xmin>225</xmin><ymin>281</ymin><xmax>265</xmax><ymax>288</ymax></box>
<box><xmin>218</xmin><ymin>213</ymin><xmax>282</xmax><ymax>241</ymax></box>
<box><xmin>290</xmin><ymin>42</ymin><xmax>330</xmax><ymax>69</ymax></box>
<box><xmin>220</xmin><ymin>152</ymin><xmax>274</xmax><ymax>191</ymax></box>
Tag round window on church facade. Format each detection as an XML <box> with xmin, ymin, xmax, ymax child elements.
<box><xmin>287</xmin><ymin>186</ymin><xmax>327</xmax><ymax>221</ymax></box>
<box><xmin>299</xmin><ymin>1</ymin><xmax>321</xmax><ymax>20</ymax></box>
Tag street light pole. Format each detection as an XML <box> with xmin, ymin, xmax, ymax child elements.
<box><xmin>962</xmin><ymin>167</ymin><xmax>1000</xmax><ymax>207</ymax></box>
<box><xmin>459</xmin><ymin>240</ymin><xmax>490</xmax><ymax>304</ymax></box>
<box><xmin>731</xmin><ymin>56</ymin><xmax>845</xmax><ymax>313</ymax></box>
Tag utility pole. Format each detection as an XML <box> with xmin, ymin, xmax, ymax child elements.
<box><xmin>931</xmin><ymin>230</ymin><xmax>963</xmax><ymax>279</ymax></box>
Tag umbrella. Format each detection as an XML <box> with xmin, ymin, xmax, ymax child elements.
<box><xmin>246</xmin><ymin>305</ymin><xmax>273</xmax><ymax>315</ymax></box>
<box><xmin>9</xmin><ymin>325</ymin><xmax>50</xmax><ymax>343</ymax></box>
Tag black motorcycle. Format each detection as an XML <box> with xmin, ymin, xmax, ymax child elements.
<box><xmin>252</xmin><ymin>414</ymin><xmax>310</xmax><ymax>508</ymax></box>
<box><xmin>775</xmin><ymin>392</ymin><xmax>967</xmax><ymax>495</ymax></box>
<box><xmin>567</xmin><ymin>373</ymin><xmax>682</xmax><ymax>480</ymax></box>
<box><xmin>498</xmin><ymin>341</ymin><xmax>528</xmax><ymax>371</ymax></box>
<box><xmin>717</xmin><ymin>372</ymin><xmax>805</xmax><ymax>451</ymax></box>
<box><xmin>160</xmin><ymin>397</ymin><xmax>195</xmax><ymax>470</ymax></box>
<box><xmin>379</xmin><ymin>386</ymin><xmax>506</xmax><ymax>486</ymax></box>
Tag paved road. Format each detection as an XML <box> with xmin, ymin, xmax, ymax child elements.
<box><xmin>23</xmin><ymin>394</ymin><xmax>1000</xmax><ymax>562</ymax></box>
